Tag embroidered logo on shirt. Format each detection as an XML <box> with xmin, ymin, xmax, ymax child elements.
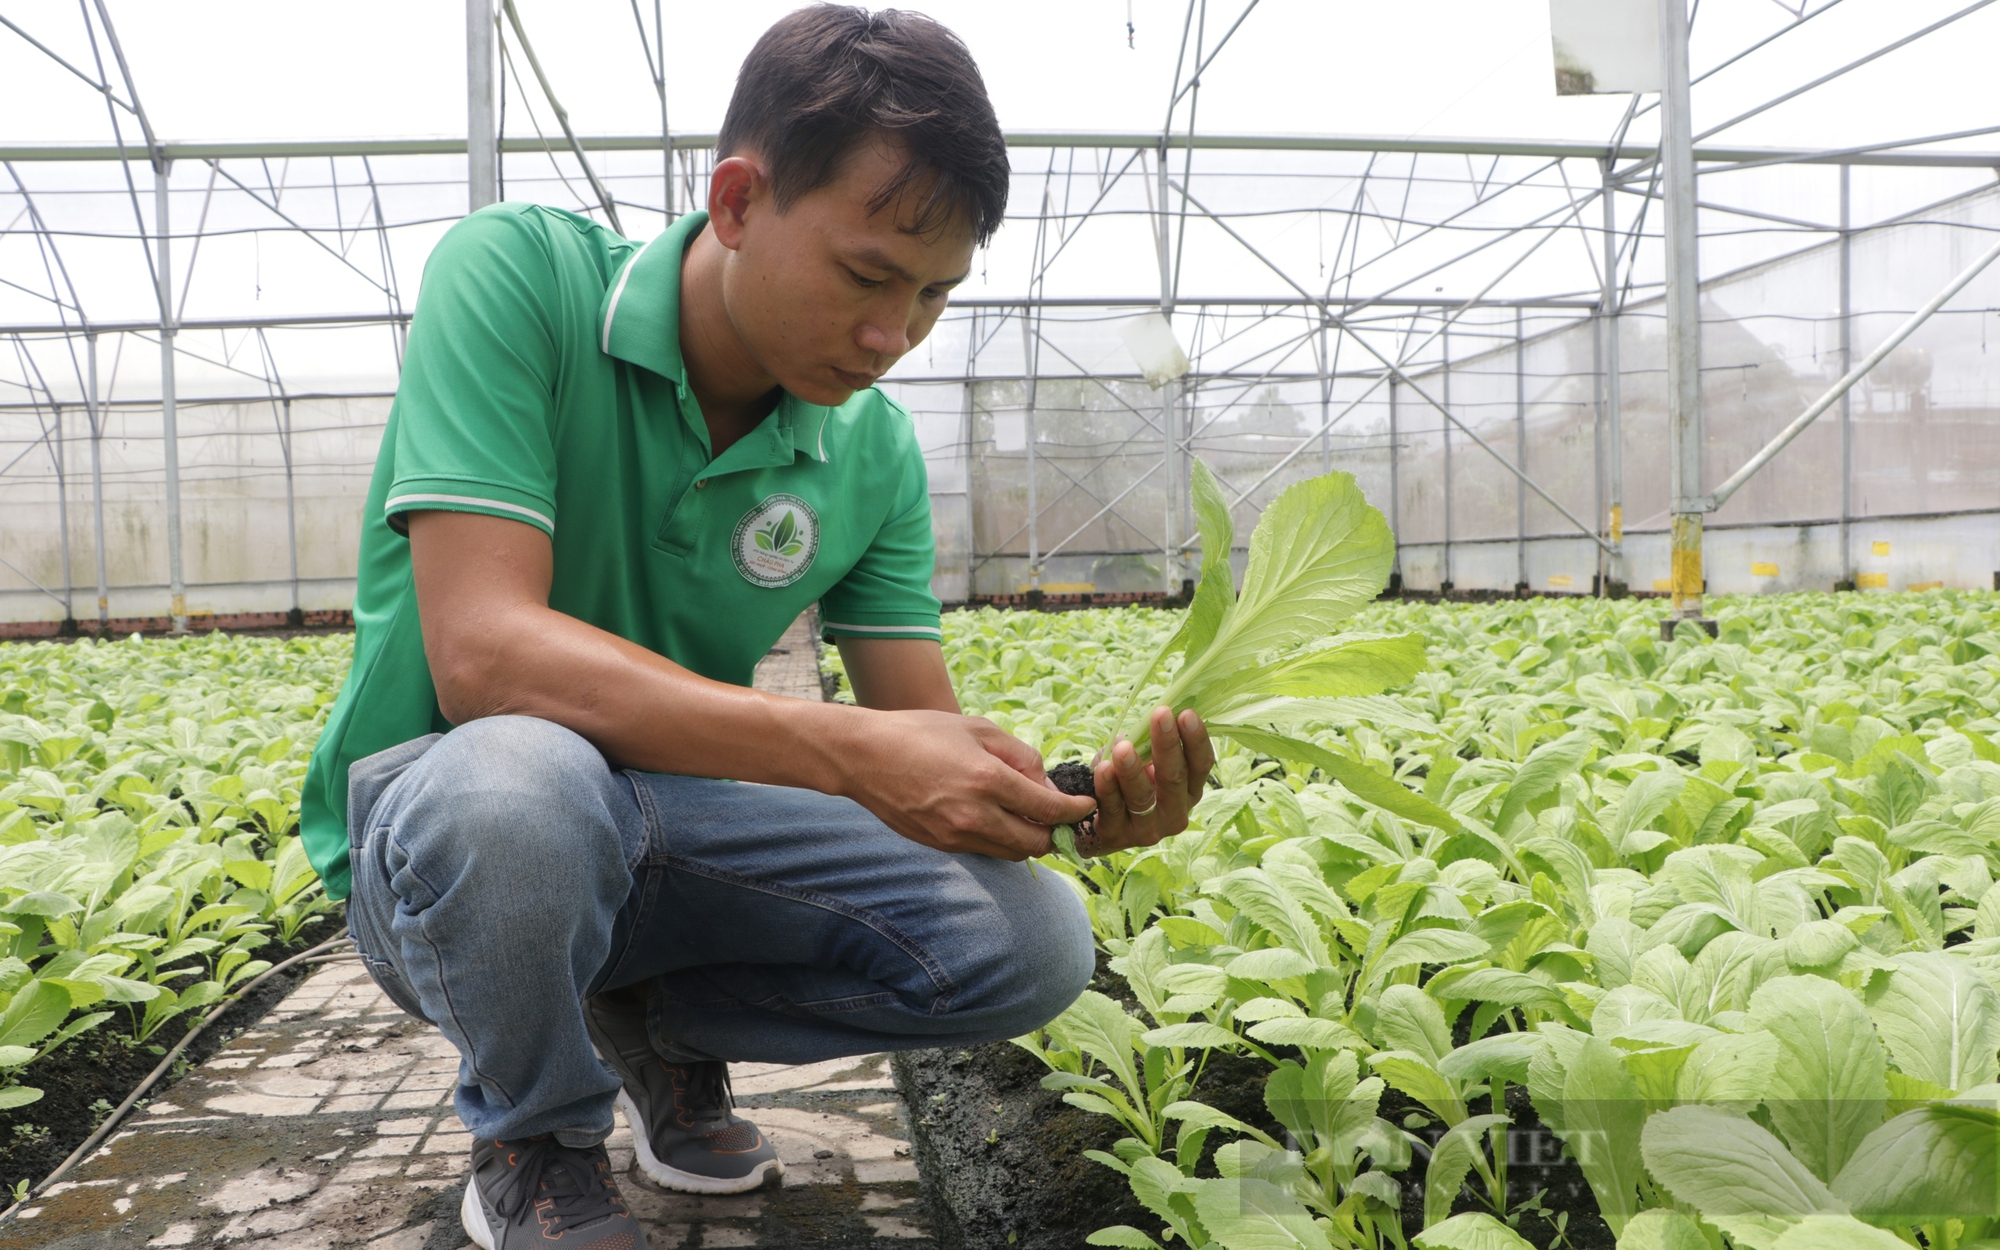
<box><xmin>732</xmin><ymin>495</ymin><xmax>820</xmax><ymax>588</ymax></box>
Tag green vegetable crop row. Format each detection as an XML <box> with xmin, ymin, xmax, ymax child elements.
<box><xmin>900</xmin><ymin>591</ymin><xmax>2000</xmax><ymax>1250</ymax></box>
<box><xmin>0</xmin><ymin>634</ymin><xmax>349</xmax><ymax>1112</ymax></box>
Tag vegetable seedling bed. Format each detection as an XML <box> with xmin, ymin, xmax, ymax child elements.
<box><xmin>0</xmin><ymin>911</ymin><xmax>346</xmax><ymax>1199</ymax></box>
<box><xmin>895</xmin><ymin>964</ymin><xmax>1618</xmax><ymax>1250</ymax></box>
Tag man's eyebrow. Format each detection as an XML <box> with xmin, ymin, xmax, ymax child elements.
<box><xmin>850</xmin><ymin>246</ymin><xmax>968</xmax><ymax>288</ymax></box>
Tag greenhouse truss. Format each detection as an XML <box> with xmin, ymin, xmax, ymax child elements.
<box><xmin>1</xmin><ymin>0</ymin><xmax>1997</xmax><ymax>633</ymax></box>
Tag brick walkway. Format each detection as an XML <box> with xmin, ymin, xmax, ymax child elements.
<box><xmin>5</xmin><ymin>615</ymin><xmax>933</xmax><ymax>1249</ymax></box>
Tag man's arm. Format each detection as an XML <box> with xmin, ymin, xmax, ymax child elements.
<box><xmin>407</xmin><ymin>509</ymin><xmax>1092</xmax><ymax>860</ymax></box>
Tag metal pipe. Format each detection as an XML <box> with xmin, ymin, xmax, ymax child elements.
<box><xmin>86</xmin><ymin>333</ymin><xmax>107</xmax><ymax>628</ymax></box>
<box><xmin>1838</xmin><ymin>167</ymin><xmax>1853</xmax><ymax>587</ymax></box>
<box><xmin>282</xmin><ymin>397</ymin><xmax>299</xmax><ymax>617</ymax></box>
<box><xmin>1022</xmin><ymin>311</ymin><xmax>1038</xmax><ymax>589</ymax></box>
<box><xmin>501</xmin><ymin>0</ymin><xmax>623</xmax><ymax>235</ymax></box>
<box><xmin>10</xmin><ymin>133</ymin><xmax>2000</xmax><ymax>167</ymax></box>
<box><xmin>1441</xmin><ymin>324</ymin><xmax>1453</xmax><ymax>591</ymax></box>
<box><xmin>1389</xmin><ymin>378</ymin><xmax>1401</xmax><ymax>582</ymax></box>
<box><xmin>1601</xmin><ymin>160</ymin><xmax>1626</xmax><ymax>593</ymax></box>
<box><xmin>52</xmin><ymin>402</ymin><xmax>72</xmax><ymax>624</ymax></box>
<box><xmin>656</xmin><ymin>0</ymin><xmax>670</xmax><ymax>218</ymax></box>
<box><xmin>1515</xmin><ymin>308</ymin><xmax>1526</xmax><ymax>594</ymax></box>
<box><xmin>1708</xmin><ymin>227</ymin><xmax>2000</xmax><ymax>510</ymax></box>
<box><xmin>468</xmin><ymin>0</ymin><xmax>497</xmax><ymax>211</ymax></box>
<box><xmin>1659</xmin><ymin>0</ymin><xmax>1704</xmax><ymax>621</ymax></box>
<box><xmin>155</xmin><ymin>165</ymin><xmax>185</xmax><ymax>633</ymax></box>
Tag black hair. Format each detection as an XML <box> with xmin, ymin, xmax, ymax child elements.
<box><xmin>717</xmin><ymin>6</ymin><xmax>1010</xmax><ymax>245</ymax></box>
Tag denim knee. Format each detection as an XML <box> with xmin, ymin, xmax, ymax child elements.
<box><xmin>955</xmin><ymin>861</ymin><xmax>1096</xmax><ymax>1035</ymax></box>
<box><xmin>373</xmin><ymin>715</ymin><xmax>639</xmax><ymax>906</ymax></box>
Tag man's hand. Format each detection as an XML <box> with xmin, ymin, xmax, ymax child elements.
<box><xmin>1078</xmin><ymin>707</ymin><xmax>1215</xmax><ymax>856</ymax></box>
<box><xmin>836</xmin><ymin>710</ymin><xmax>1097</xmax><ymax>861</ymax></box>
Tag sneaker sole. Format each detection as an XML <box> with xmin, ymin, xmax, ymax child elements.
<box><xmin>460</xmin><ymin>1176</ymin><xmax>500</xmax><ymax>1250</ymax></box>
<box><xmin>615</xmin><ymin>1088</ymin><xmax>785</xmax><ymax>1195</ymax></box>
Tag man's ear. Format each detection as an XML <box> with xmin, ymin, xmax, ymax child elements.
<box><xmin>706</xmin><ymin>155</ymin><xmax>767</xmax><ymax>252</ymax></box>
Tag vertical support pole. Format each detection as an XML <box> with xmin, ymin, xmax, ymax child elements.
<box><xmin>52</xmin><ymin>402</ymin><xmax>74</xmax><ymax>628</ymax></box>
<box><xmin>156</xmin><ymin>164</ymin><xmax>186</xmax><ymax>633</ymax></box>
<box><xmin>1601</xmin><ymin>158</ymin><xmax>1626</xmax><ymax>596</ymax></box>
<box><xmin>1441</xmin><ymin>322</ymin><xmax>1453</xmax><ymax>594</ymax></box>
<box><xmin>1838</xmin><ymin>165</ymin><xmax>1854</xmax><ymax>589</ymax></box>
<box><xmin>1660</xmin><ymin>0</ymin><xmax>1705</xmax><ymax>624</ymax></box>
<box><xmin>467</xmin><ymin>0</ymin><xmax>498</xmax><ymax>212</ymax></box>
<box><xmin>1389</xmin><ymin>377</ymin><xmax>1402</xmax><ymax>591</ymax></box>
<box><xmin>1593</xmin><ymin>280</ymin><xmax>1605</xmax><ymax>596</ymax></box>
<box><xmin>282</xmin><ymin>396</ymin><xmax>301</xmax><ymax>623</ymax></box>
<box><xmin>1021</xmin><ymin>309</ymin><xmax>1039</xmax><ymax>591</ymax></box>
<box><xmin>656</xmin><ymin>0</ymin><xmax>671</xmax><ymax>219</ymax></box>
<box><xmin>1155</xmin><ymin>141</ymin><xmax>1179</xmax><ymax>599</ymax></box>
<box><xmin>86</xmin><ymin>333</ymin><xmax>109</xmax><ymax>630</ymax></box>
<box><xmin>1515</xmin><ymin>307</ymin><xmax>1527</xmax><ymax>596</ymax></box>
<box><xmin>1319</xmin><ymin>318</ymin><xmax>1333</xmax><ymax>474</ymax></box>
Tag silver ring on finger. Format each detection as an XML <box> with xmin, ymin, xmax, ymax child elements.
<box><xmin>1127</xmin><ymin>796</ymin><xmax>1159</xmax><ymax>817</ymax></box>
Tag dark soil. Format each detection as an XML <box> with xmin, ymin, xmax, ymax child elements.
<box><xmin>894</xmin><ymin>957</ymin><xmax>1278</xmax><ymax>1250</ymax></box>
<box><xmin>1381</xmin><ymin>1083</ymin><xmax>1615</xmax><ymax>1250</ymax></box>
<box><xmin>0</xmin><ymin>909</ymin><xmax>345</xmax><ymax>1195</ymax></box>
<box><xmin>1047</xmin><ymin>759</ymin><xmax>1103</xmax><ymax>851</ymax></box>
<box><xmin>898</xmin><ymin>956</ymin><xmax>1617</xmax><ymax>1250</ymax></box>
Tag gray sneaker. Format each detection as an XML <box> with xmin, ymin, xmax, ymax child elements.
<box><xmin>460</xmin><ymin>1136</ymin><xmax>646</xmax><ymax>1250</ymax></box>
<box><xmin>584</xmin><ymin>991</ymin><xmax>785</xmax><ymax>1194</ymax></box>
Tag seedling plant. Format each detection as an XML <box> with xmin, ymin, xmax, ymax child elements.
<box><xmin>824</xmin><ymin>461</ymin><xmax>2000</xmax><ymax>1250</ymax></box>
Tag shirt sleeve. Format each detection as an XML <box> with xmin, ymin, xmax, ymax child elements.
<box><xmin>819</xmin><ymin>419</ymin><xmax>944</xmax><ymax>642</ymax></box>
<box><xmin>383</xmin><ymin>207</ymin><xmax>563</xmax><ymax>538</ymax></box>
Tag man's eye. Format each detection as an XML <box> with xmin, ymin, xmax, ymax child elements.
<box><xmin>848</xmin><ymin>269</ymin><xmax>882</xmax><ymax>288</ymax></box>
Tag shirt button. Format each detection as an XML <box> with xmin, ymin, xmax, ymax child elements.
<box><xmin>695</xmin><ymin>480</ymin><xmax>706</xmax><ymax>489</ymax></box>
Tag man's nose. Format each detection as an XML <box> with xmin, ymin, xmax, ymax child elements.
<box><xmin>857</xmin><ymin>318</ymin><xmax>912</xmax><ymax>360</ymax></box>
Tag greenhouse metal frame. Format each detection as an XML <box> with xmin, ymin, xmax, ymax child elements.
<box><xmin>2</xmin><ymin>0</ymin><xmax>1998</xmax><ymax>633</ymax></box>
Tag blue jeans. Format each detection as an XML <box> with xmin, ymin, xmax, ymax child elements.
<box><xmin>343</xmin><ymin>715</ymin><xmax>1095</xmax><ymax>1147</ymax></box>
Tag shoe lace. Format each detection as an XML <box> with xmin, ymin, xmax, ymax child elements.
<box><xmin>489</xmin><ymin>1137</ymin><xmax>624</xmax><ymax>1235</ymax></box>
<box><xmin>675</xmin><ymin>1060</ymin><xmax>735</xmax><ymax>1130</ymax></box>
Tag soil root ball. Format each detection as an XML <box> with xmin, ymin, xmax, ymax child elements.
<box><xmin>1046</xmin><ymin>759</ymin><xmax>1101</xmax><ymax>846</ymax></box>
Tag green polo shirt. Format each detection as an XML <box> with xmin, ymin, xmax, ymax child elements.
<box><xmin>301</xmin><ymin>204</ymin><xmax>943</xmax><ymax>899</ymax></box>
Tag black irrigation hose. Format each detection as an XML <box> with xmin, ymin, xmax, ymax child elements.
<box><xmin>0</xmin><ymin>933</ymin><xmax>357</xmax><ymax>1225</ymax></box>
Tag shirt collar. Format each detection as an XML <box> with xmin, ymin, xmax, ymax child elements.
<box><xmin>598</xmin><ymin>209</ymin><xmax>831</xmax><ymax>466</ymax></box>
<box><xmin>598</xmin><ymin>209</ymin><xmax>705</xmax><ymax>384</ymax></box>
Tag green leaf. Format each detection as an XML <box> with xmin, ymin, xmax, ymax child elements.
<box><xmin>1424</xmin><ymin>1113</ymin><xmax>1510</xmax><ymax>1229</ymax></box>
<box><xmin>0</xmin><ymin>981</ymin><xmax>70</xmax><ymax>1049</ymax></box>
<box><xmin>1225</xmin><ymin>947</ymin><xmax>1318</xmax><ymax>982</ymax></box>
<box><xmin>1864</xmin><ymin>951</ymin><xmax>2000</xmax><ymax>1092</ymax></box>
<box><xmin>1170</xmin><ymin>456</ymin><xmax>1237</xmax><ymax>669</ymax></box>
<box><xmin>1370</xmin><ymin>1051</ymin><xmax>1466</xmax><ymax>1126</ymax></box>
<box><xmin>1768</xmin><ymin>1215</ymin><xmax>1912</xmax><ymax>1250</ymax></box>
<box><xmin>1494</xmin><ymin>731</ymin><xmax>1594</xmax><ymax>836</ymax></box>
<box><xmin>1614</xmin><ymin>1209</ymin><xmax>1709</xmax><ymax>1250</ymax></box>
<box><xmin>1413</xmin><ymin>1212</ymin><xmax>1537</xmax><ymax>1250</ymax></box>
<box><xmin>1141</xmin><ymin>1023</ymin><xmax>1243</xmax><ymax>1051</ymax></box>
<box><xmin>1675</xmin><ymin>1029</ymin><xmax>1782</xmax><ymax>1106</ymax></box>
<box><xmin>1368</xmin><ymin>927</ymin><xmax>1491</xmax><ymax>984</ymax></box>
<box><xmin>1178</xmin><ymin>470</ymin><xmax>1393</xmax><ymax>688</ymax></box>
<box><xmin>0</xmin><ymin>1085</ymin><xmax>42</xmax><ymax>1111</ymax></box>
<box><xmin>1192</xmin><ymin>1176</ymin><xmax>1334</xmax><ymax>1250</ymax></box>
<box><xmin>1375</xmin><ymin>984</ymin><xmax>1453</xmax><ymax>1066</ymax></box>
<box><xmin>1640</xmin><ymin>1104</ymin><xmax>1840</xmax><ymax>1217</ymax></box>
<box><xmin>1198</xmin><ymin>634</ymin><xmax>1428</xmax><ymax>716</ymax></box>
<box><xmin>1086</xmin><ymin>1228</ymin><xmax>1166</xmax><ymax>1250</ymax></box>
<box><xmin>1243</xmin><ymin>1018</ymin><xmax>1365</xmax><ymax>1052</ymax></box>
<box><xmin>1830</xmin><ymin>1101</ymin><xmax>2000</xmax><ymax>1223</ymax></box>
<box><xmin>1749</xmin><ymin>975</ymin><xmax>1888</xmax><ymax>1182</ymax></box>
<box><xmin>1559</xmin><ymin>1034</ymin><xmax>1650</xmax><ymax>1235</ymax></box>
<box><xmin>1162</xmin><ymin>1101</ymin><xmax>1282</xmax><ymax>1150</ymax></box>
<box><xmin>1209</xmin><ymin>725</ymin><xmax>1461</xmax><ymax>835</ymax></box>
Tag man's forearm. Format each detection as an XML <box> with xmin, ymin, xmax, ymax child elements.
<box><xmin>431</xmin><ymin>597</ymin><xmax>861</xmax><ymax>792</ymax></box>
